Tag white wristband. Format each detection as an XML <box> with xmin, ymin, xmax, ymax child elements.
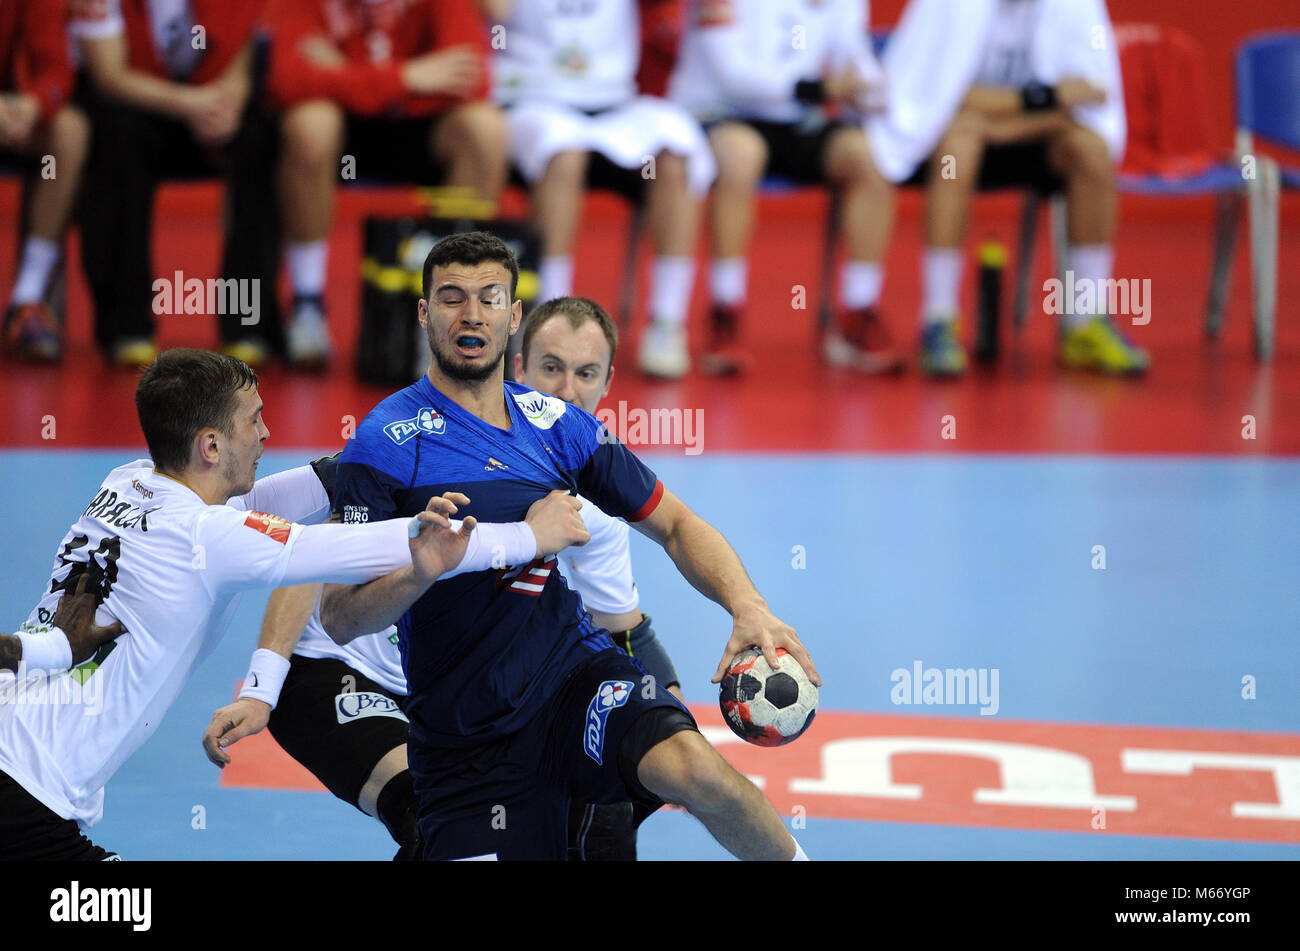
<box><xmin>15</xmin><ymin>628</ymin><xmax>73</xmax><ymax>672</ymax></box>
<box><xmin>238</xmin><ymin>648</ymin><xmax>292</xmax><ymax>709</ymax></box>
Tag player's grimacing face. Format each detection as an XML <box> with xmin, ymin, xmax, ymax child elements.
<box><xmin>420</xmin><ymin>262</ymin><xmax>521</xmax><ymax>383</ymax></box>
<box><xmin>519</xmin><ymin>318</ymin><xmax>612</xmax><ymax>415</ymax></box>
<box><xmin>218</xmin><ymin>386</ymin><xmax>268</xmax><ymax>495</ymax></box>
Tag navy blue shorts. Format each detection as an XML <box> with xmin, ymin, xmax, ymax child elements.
<box><xmin>411</xmin><ymin>648</ymin><xmax>697</xmax><ymax>860</ymax></box>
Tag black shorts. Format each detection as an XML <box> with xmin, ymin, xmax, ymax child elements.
<box><xmin>609</xmin><ymin>614</ymin><xmax>680</xmax><ymax>691</ymax></box>
<box><xmin>342</xmin><ymin>113</ymin><xmax>451</xmax><ymax>186</ymax></box>
<box><xmin>268</xmin><ymin>654</ymin><xmax>410</xmax><ymax>810</ymax></box>
<box><xmin>411</xmin><ymin>647</ymin><xmax>698</xmax><ymax>860</ymax></box>
<box><xmin>707</xmin><ymin>114</ymin><xmax>851</xmax><ymax>185</ymax></box>
<box><xmin>905</xmin><ymin>141</ymin><xmax>1063</xmax><ymax>194</ymax></box>
<box><xmin>0</xmin><ymin>770</ymin><xmax>118</xmax><ymax>861</ymax></box>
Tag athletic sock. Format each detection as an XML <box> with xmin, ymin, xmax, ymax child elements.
<box><xmin>1066</xmin><ymin>243</ymin><xmax>1114</xmax><ymax>329</ymax></box>
<box><xmin>839</xmin><ymin>260</ymin><xmax>883</xmax><ymax>311</ymax></box>
<box><xmin>11</xmin><ymin>237</ymin><xmax>60</xmax><ymax>306</ymax></box>
<box><xmin>373</xmin><ymin>769</ymin><xmax>420</xmax><ymax>854</ymax></box>
<box><xmin>709</xmin><ymin>257</ymin><xmax>748</xmax><ymax>308</ymax></box>
<box><xmin>286</xmin><ymin>240</ymin><xmax>327</xmax><ymax>299</ymax></box>
<box><xmin>650</xmin><ymin>255</ymin><xmax>695</xmax><ymax>325</ymax></box>
<box><xmin>921</xmin><ymin>247</ymin><xmax>963</xmax><ymax>327</ymax></box>
<box><xmin>539</xmin><ymin>255</ymin><xmax>574</xmax><ymax>303</ymax></box>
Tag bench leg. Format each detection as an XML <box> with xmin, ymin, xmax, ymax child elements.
<box><xmin>1204</xmin><ymin>188</ymin><xmax>1242</xmax><ymax>339</ymax></box>
<box><xmin>818</xmin><ymin>186</ymin><xmax>840</xmax><ymax>336</ymax></box>
<box><xmin>1013</xmin><ymin>192</ymin><xmax>1041</xmax><ymax>334</ymax></box>
<box><xmin>1247</xmin><ymin>158</ymin><xmax>1279</xmax><ymax>361</ymax></box>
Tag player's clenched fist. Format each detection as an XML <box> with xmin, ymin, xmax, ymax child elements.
<box><xmin>409</xmin><ymin>492</ymin><xmax>477</xmax><ymax>584</ymax></box>
<box><xmin>526</xmin><ymin>490</ymin><xmax>590</xmax><ymax>557</ymax></box>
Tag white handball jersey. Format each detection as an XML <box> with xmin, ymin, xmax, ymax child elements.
<box><xmin>670</xmin><ymin>0</ymin><xmax>882</xmax><ymax>124</ymax></box>
<box><xmin>294</xmin><ymin>494</ymin><xmax>638</xmax><ymax>696</ymax></box>
<box><xmin>493</xmin><ymin>0</ymin><xmax>641</xmax><ymax>110</ymax></box>
<box><xmin>0</xmin><ymin>459</ymin><xmax>411</xmax><ymax>827</ymax></box>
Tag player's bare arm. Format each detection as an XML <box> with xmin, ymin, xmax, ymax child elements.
<box><xmin>201</xmin><ymin>582</ymin><xmax>322</xmax><ymax>768</ymax></box>
<box><xmin>321</xmin><ymin>489</ymin><xmax>588</xmax><ymax>641</ymax></box>
<box><xmin>1</xmin><ymin>572</ymin><xmax>127</xmax><ymax>673</ymax></box>
<box><xmin>631</xmin><ymin>487</ymin><xmax>820</xmax><ymax>687</ymax></box>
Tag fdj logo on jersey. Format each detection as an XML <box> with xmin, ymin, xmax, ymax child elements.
<box><xmin>384</xmin><ymin>407</ymin><xmax>446</xmax><ymax>445</ymax></box>
<box><xmin>584</xmin><ymin>680</ymin><xmax>634</xmax><ymax>765</ymax></box>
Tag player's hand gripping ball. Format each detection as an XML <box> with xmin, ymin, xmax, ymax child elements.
<box><xmin>719</xmin><ymin>647</ymin><xmax>818</xmax><ymax>746</ymax></box>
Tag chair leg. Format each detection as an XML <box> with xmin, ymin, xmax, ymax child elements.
<box><xmin>618</xmin><ymin>201</ymin><xmax>643</xmax><ymax>329</ymax></box>
<box><xmin>818</xmin><ymin>186</ymin><xmax>839</xmax><ymax>336</ymax></box>
<box><xmin>1248</xmin><ymin>158</ymin><xmax>1279</xmax><ymax>360</ymax></box>
<box><xmin>1204</xmin><ymin>188</ymin><xmax>1242</xmax><ymax>339</ymax></box>
<box><xmin>1013</xmin><ymin>192</ymin><xmax>1041</xmax><ymax>334</ymax></box>
<box><xmin>1049</xmin><ymin>194</ymin><xmax>1069</xmax><ymax>338</ymax></box>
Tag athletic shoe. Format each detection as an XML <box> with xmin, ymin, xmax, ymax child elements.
<box><xmin>638</xmin><ymin>320</ymin><xmax>689</xmax><ymax>379</ymax></box>
<box><xmin>286</xmin><ymin>295</ymin><xmax>331</xmax><ymax>369</ymax></box>
<box><xmin>110</xmin><ymin>337</ymin><xmax>158</xmax><ymax>369</ymax></box>
<box><xmin>221</xmin><ymin>338</ymin><xmax>271</xmax><ymax>369</ymax></box>
<box><xmin>2</xmin><ymin>302</ymin><xmax>62</xmax><ymax>362</ymax></box>
<box><xmin>1059</xmin><ymin>315</ymin><xmax>1150</xmax><ymax>375</ymax></box>
<box><xmin>919</xmin><ymin>319</ymin><xmax>968</xmax><ymax>377</ymax></box>
<box><xmin>701</xmin><ymin>303</ymin><xmax>749</xmax><ymax>376</ymax></box>
<box><xmin>822</xmin><ymin>306</ymin><xmax>905</xmax><ymax>374</ymax></box>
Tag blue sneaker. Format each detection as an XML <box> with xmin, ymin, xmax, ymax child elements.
<box><xmin>920</xmin><ymin>319</ymin><xmax>967</xmax><ymax>377</ymax></box>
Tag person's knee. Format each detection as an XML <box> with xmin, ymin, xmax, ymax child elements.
<box><xmin>1051</xmin><ymin>124</ymin><xmax>1112</xmax><ymax>182</ymax></box>
<box><xmin>45</xmin><ymin>105</ymin><xmax>91</xmax><ymax>168</ymax></box>
<box><xmin>436</xmin><ymin>101</ymin><xmax>507</xmax><ymax>161</ymax></box>
<box><xmin>710</xmin><ymin>124</ymin><xmax>767</xmax><ymax>189</ymax></box>
<box><xmin>280</xmin><ymin>100</ymin><xmax>344</xmax><ymax>171</ymax></box>
<box><xmin>540</xmin><ymin>149</ymin><xmax>590</xmax><ymax>188</ymax></box>
<box><xmin>824</xmin><ymin>128</ymin><xmax>881</xmax><ymax>186</ymax></box>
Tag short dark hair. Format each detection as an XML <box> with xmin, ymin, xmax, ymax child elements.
<box><xmin>135</xmin><ymin>349</ymin><xmax>259</xmax><ymax>473</ymax></box>
<box><xmin>422</xmin><ymin>231</ymin><xmax>519</xmax><ymax>301</ymax></box>
<box><xmin>520</xmin><ymin>297</ymin><xmax>619</xmax><ymax>375</ymax></box>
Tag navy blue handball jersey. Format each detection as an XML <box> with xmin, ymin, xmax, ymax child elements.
<box><xmin>335</xmin><ymin>377</ymin><xmax>664</xmax><ymax>750</ymax></box>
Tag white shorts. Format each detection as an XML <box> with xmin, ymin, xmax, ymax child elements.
<box><xmin>506</xmin><ymin>96</ymin><xmax>717</xmax><ymax>197</ymax></box>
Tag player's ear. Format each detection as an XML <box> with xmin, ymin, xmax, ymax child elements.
<box><xmin>196</xmin><ymin>428</ymin><xmax>221</xmax><ymax>467</ymax></box>
<box><xmin>602</xmin><ymin>364</ymin><xmax>614</xmax><ymax>400</ymax></box>
<box><xmin>509</xmin><ymin>298</ymin><xmax>523</xmax><ymax>336</ymax></box>
<box><xmin>512</xmin><ymin>351</ymin><xmax>525</xmax><ymax>383</ymax></box>
<box><xmin>417</xmin><ymin>297</ymin><xmax>428</xmax><ymax>327</ymax></box>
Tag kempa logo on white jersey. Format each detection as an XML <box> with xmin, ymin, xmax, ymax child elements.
<box><xmin>512</xmin><ymin>391</ymin><xmax>567</xmax><ymax>430</ymax></box>
<box><xmin>384</xmin><ymin>407</ymin><xmax>446</xmax><ymax>444</ymax></box>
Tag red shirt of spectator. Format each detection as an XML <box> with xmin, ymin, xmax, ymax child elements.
<box><xmin>68</xmin><ymin>0</ymin><xmax>261</xmax><ymax>84</ymax></box>
<box><xmin>265</xmin><ymin>0</ymin><xmax>491</xmax><ymax>117</ymax></box>
<box><xmin>1</xmin><ymin>0</ymin><xmax>76</xmax><ymax>118</ymax></box>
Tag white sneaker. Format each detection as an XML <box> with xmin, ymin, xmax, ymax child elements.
<box><xmin>287</xmin><ymin>297</ymin><xmax>332</xmax><ymax>369</ymax></box>
<box><xmin>638</xmin><ymin>320</ymin><xmax>689</xmax><ymax>379</ymax></box>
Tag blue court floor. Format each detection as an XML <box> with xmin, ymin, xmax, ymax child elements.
<box><xmin>2</xmin><ymin>449</ymin><xmax>1296</xmax><ymax>859</ymax></box>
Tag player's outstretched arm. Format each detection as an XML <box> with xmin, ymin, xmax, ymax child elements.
<box><xmin>1</xmin><ymin>572</ymin><xmax>126</xmax><ymax>673</ymax></box>
<box><xmin>202</xmin><ymin>582</ymin><xmax>322</xmax><ymax>768</ymax></box>
<box><xmin>630</xmin><ymin>487</ymin><xmax>820</xmax><ymax>687</ymax></box>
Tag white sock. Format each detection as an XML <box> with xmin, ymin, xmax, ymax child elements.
<box><xmin>286</xmin><ymin>240</ymin><xmax>327</xmax><ymax>299</ymax></box>
<box><xmin>1066</xmin><ymin>243</ymin><xmax>1114</xmax><ymax>328</ymax></box>
<box><xmin>710</xmin><ymin>257</ymin><xmax>748</xmax><ymax>307</ymax></box>
<box><xmin>539</xmin><ymin>255</ymin><xmax>574</xmax><ymax>303</ymax></box>
<box><xmin>791</xmin><ymin>837</ymin><xmax>809</xmax><ymax>861</ymax></box>
<box><xmin>650</xmin><ymin>255</ymin><xmax>695</xmax><ymax>325</ymax></box>
<box><xmin>839</xmin><ymin>260</ymin><xmax>883</xmax><ymax>310</ymax></box>
<box><xmin>11</xmin><ymin>237</ymin><xmax>61</xmax><ymax>305</ymax></box>
<box><xmin>922</xmin><ymin>247</ymin><xmax>963</xmax><ymax>326</ymax></box>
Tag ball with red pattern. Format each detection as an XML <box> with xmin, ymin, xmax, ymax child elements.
<box><xmin>719</xmin><ymin>647</ymin><xmax>818</xmax><ymax>747</ymax></box>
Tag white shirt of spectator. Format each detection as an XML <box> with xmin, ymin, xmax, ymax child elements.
<box><xmin>670</xmin><ymin>0</ymin><xmax>884</xmax><ymax>125</ymax></box>
<box><xmin>973</xmin><ymin>0</ymin><xmax>1042</xmax><ymax>89</ymax></box>
<box><xmin>493</xmin><ymin>0</ymin><xmax>641</xmax><ymax>110</ymax></box>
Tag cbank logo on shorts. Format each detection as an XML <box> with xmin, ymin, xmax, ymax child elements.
<box><xmin>384</xmin><ymin>407</ymin><xmax>446</xmax><ymax>445</ymax></box>
<box><xmin>335</xmin><ymin>691</ymin><xmax>409</xmax><ymax>725</ymax></box>
<box><xmin>584</xmin><ymin>680</ymin><xmax>634</xmax><ymax>765</ymax></box>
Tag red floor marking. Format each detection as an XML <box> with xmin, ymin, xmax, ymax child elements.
<box><xmin>688</xmin><ymin>704</ymin><xmax>1300</xmax><ymax>843</ymax></box>
<box><xmin>2</xmin><ymin>181</ymin><xmax>1298</xmax><ymax>454</ymax></box>
<box><xmin>218</xmin><ymin>697</ymin><xmax>1300</xmax><ymax>843</ymax></box>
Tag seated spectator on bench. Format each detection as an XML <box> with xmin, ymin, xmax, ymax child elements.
<box><xmin>489</xmin><ymin>0</ymin><xmax>715</xmax><ymax>380</ymax></box>
<box><xmin>266</xmin><ymin>0</ymin><xmax>505</xmax><ymax>369</ymax></box>
<box><xmin>72</xmin><ymin>0</ymin><xmax>281</xmax><ymax>369</ymax></box>
<box><xmin>1</xmin><ymin>0</ymin><xmax>87</xmax><ymax>363</ymax></box>
<box><xmin>670</xmin><ymin>0</ymin><xmax>901</xmax><ymax>375</ymax></box>
<box><xmin>867</xmin><ymin>0</ymin><xmax>1146</xmax><ymax>377</ymax></box>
